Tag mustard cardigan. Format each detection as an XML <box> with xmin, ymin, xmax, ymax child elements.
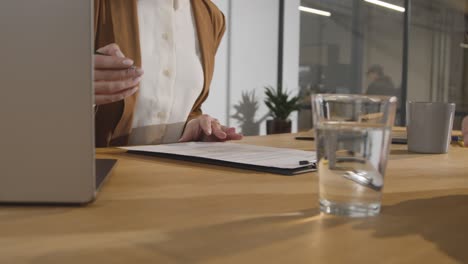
<box><xmin>94</xmin><ymin>0</ymin><xmax>225</xmax><ymax>147</ymax></box>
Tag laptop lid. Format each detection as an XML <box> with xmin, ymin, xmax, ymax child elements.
<box><xmin>0</xmin><ymin>0</ymin><xmax>96</xmax><ymax>203</ymax></box>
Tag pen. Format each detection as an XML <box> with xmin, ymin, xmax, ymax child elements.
<box><xmin>299</xmin><ymin>160</ymin><xmax>316</xmax><ymax>166</ymax></box>
<box><xmin>391</xmin><ymin>138</ymin><xmax>407</xmax><ymax>144</ymax></box>
<box><xmin>295</xmin><ymin>136</ymin><xmax>314</xmax><ymax>141</ymax></box>
<box><xmin>452</xmin><ymin>135</ymin><xmax>465</xmax><ymax>147</ymax></box>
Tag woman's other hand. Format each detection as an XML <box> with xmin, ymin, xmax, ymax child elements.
<box><xmin>94</xmin><ymin>43</ymin><xmax>144</xmax><ymax>105</ymax></box>
<box><xmin>179</xmin><ymin>114</ymin><xmax>243</xmax><ymax>142</ymax></box>
<box><xmin>462</xmin><ymin>116</ymin><xmax>468</xmax><ymax>147</ymax></box>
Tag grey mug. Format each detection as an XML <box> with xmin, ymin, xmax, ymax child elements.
<box><xmin>406</xmin><ymin>102</ymin><xmax>455</xmax><ymax>154</ymax></box>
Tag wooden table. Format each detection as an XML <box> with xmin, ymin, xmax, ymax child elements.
<box><xmin>1</xmin><ymin>132</ymin><xmax>468</xmax><ymax>264</ymax></box>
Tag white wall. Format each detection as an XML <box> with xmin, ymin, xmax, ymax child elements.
<box><xmin>283</xmin><ymin>0</ymin><xmax>301</xmax><ymax>132</ymax></box>
<box><xmin>205</xmin><ymin>0</ymin><xmax>301</xmax><ymax>134</ymax></box>
<box><xmin>229</xmin><ymin>0</ymin><xmax>279</xmax><ymax>134</ymax></box>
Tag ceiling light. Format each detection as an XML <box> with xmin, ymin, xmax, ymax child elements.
<box><xmin>364</xmin><ymin>0</ymin><xmax>405</xmax><ymax>12</ymax></box>
<box><xmin>299</xmin><ymin>6</ymin><xmax>331</xmax><ymax>17</ymax></box>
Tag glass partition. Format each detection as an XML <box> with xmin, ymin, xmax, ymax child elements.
<box><xmin>298</xmin><ymin>0</ymin><xmax>405</xmax><ymax>130</ymax></box>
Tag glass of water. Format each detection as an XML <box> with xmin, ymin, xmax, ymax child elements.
<box><xmin>311</xmin><ymin>94</ymin><xmax>397</xmax><ymax>217</ymax></box>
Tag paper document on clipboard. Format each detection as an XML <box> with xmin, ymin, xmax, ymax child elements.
<box><xmin>121</xmin><ymin>142</ymin><xmax>317</xmax><ymax>175</ymax></box>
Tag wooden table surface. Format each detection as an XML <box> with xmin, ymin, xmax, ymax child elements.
<box><xmin>1</xmin><ymin>132</ymin><xmax>467</xmax><ymax>264</ymax></box>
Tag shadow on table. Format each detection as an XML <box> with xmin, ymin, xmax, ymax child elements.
<box><xmin>10</xmin><ymin>196</ymin><xmax>467</xmax><ymax>263</ymax></box>
<box><xmin>148</xmin><ymin>196</ymin><xmax>468</xmax><ymax>263</ymax></box>
<box><xmin>351</xmin><ymin>195</ymin><xmax>468</xmax><ymax>263</ymax></box>
<box><xmin>390</xmin><ymin>149</ymin><xmax>421</xmax><ymax>155</ymax></box>
<box><xmin>145</xmin><ymin>208</ymin><xmax>326</xmax><ymax>263</ymax></box>
<box><xmin>389</xmin><ymin>149</ymin><xmax>431</xmax><ymax>159</ymax></box>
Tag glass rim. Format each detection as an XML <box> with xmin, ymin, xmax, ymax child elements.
<box><xmin>407</xmin><ymin>101</ymin><xmax>455</xmax><ymax>106</ymax></box>
<box><xmin>312</xmin><ymin>93</ymin><xmax>397</xmax><ymax>103</ymax></box>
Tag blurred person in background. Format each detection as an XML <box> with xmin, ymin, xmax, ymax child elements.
<box><xmin>366</xmin><ymin>64</ymin><xmax>398</xmax><ymax>97</ymax></box>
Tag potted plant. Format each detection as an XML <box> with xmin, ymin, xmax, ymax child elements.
<box><xmin>231</xmin><ymin>90</ymin><xmax>269</xmax><ymax>136</ymax></box>
<box><xmin>264</xmin><ymin>85</ymin><xmax>301</xmax><ymax>134</ymax></box>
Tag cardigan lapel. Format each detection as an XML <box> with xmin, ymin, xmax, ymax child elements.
<box><xmin>191</xmin><ymin>0</ymin><xmax>214</xmax><ymax>109</ymax></box>
<box><xmin>108</xmin><ymin>0</ymin><xmax>142</xmax><ymax>143</ymax></box>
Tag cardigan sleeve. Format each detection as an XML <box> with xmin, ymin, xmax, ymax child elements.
<box><xmin>94</xmin><ymin>0</ymin><xmax>99</xmax><ymax>31</ymax></box>
<box><xmin>215</xmin><ymin>12</ymin><xmax>226</xmax><ymax>52</ymax></box>
<box><xmin>186</xmin><ymin>1</ymin><xmax>227</xmax><ymax>123</ymax></box>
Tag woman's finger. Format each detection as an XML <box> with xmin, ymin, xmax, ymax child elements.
<box><xmin>95</xmin><ymin>86</ymin><xmax>138</xmax><ymax>105</ymax></box>
<box><xmin>97</xmin><ymin>43</ymin><xmax>125</xmax><ymax>58</ymax></box>
<box><xmin>94</xmin><ymin>67</ymin><xmax>144</xmax><ymax>81</ymax></box>
<box><xmin>95</xmin><ymin>76</ymin><xmax>142</xmax><ymax>95</ymax></box>
<box><xmin>178</xmin><ymin>130</ymin><xmax>192</xmax><ymax>142</ymax></box>
<box><xmin>95</xmin><ymin>54</ymin><xmax>134</xmax><ymax>69</ymax></box>
<box><xmin>178</xmin><ymin>133</ymin><xmax>190</xmax><ymax>142</ymax></box>
<box><xmin>463</xmin><ymin>117</ymin><xmax>468</xmax><ymax>147</ymax></box>
<box><xmin>211</xmin><ymin>119</ymin><xmax>227</xmax><ymax>139</ymax></box>
<box><xmin>199</xmin><ymin>115</ymin><xmax>213</xmax><ymax>136</ymax></box>
<box><xmin>227</xmin><ymin>132</ymin><xmax>243</xmax><ymax>140</ymax></box>
<box><xmin>222</xmin><ymin>126</ymin><xmax>243</xmax><ymax>140</ymax></box>
<box><xmin>179</xmin><ymin>119</ymin><xmax>202</xmax><ymax>142</ymax></box>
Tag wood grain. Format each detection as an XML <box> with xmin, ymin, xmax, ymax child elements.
<box><xmin>1</xmin><ymin>132</ymin><xmax>467</xmax><ymax>264</ymax></box>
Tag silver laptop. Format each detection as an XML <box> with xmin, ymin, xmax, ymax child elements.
<box><xmin>0</xmin><ymin>0</ymin><xmax>114</xmax><ymax>204</ymax></box>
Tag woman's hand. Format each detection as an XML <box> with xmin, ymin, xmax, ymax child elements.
<box><xmin>179</xmin><ymin>114</ymin><xmax>243</xmax><ymax>142</ymax></box>
<box><xmin>94</xmin><ymin>43</ymin><xmax>144</xmax><ymax>105</ymax></box>
<box><xmin>462</xmin><ymin>116</ymin><xmax>468</xmax><ymax>147</ymax></box>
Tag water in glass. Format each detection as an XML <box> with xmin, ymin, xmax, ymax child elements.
<box><xmin>316</xmin><ymin>122</ymin><xmax>391</xmax><ymax>217</ymax></box>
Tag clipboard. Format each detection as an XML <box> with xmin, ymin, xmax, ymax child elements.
<box><xmin>121</xmin><ymin>142</ymin><xmax>317</xmax><ymax>176</ymax></box>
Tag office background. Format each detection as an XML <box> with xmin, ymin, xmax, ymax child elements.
<box><xmin>203</xmin><ymin>0</ymin><xmax>468</xmax><ymax>135</ymax></box>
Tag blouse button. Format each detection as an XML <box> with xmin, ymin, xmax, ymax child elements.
<box><xmin>163</xmin><ymin>69</ymin><xmax>171</xmax><ymax>77</ymax></box>
<box><xmin>157</xmin><ymin>111</ymin><xmax>167</xmax><ymax>119</ymax></box>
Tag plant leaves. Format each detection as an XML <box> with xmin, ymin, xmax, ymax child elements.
<box><xmin>263</xmin><ymin>85</ymin><xmax>301</xmax><ymax>120</ymax></box>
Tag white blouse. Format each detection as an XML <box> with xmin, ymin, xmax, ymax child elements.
<box><xmin>129</xmin><ymin>0</ymin><xmax>204</xmax><ymax>145</ymax></box>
